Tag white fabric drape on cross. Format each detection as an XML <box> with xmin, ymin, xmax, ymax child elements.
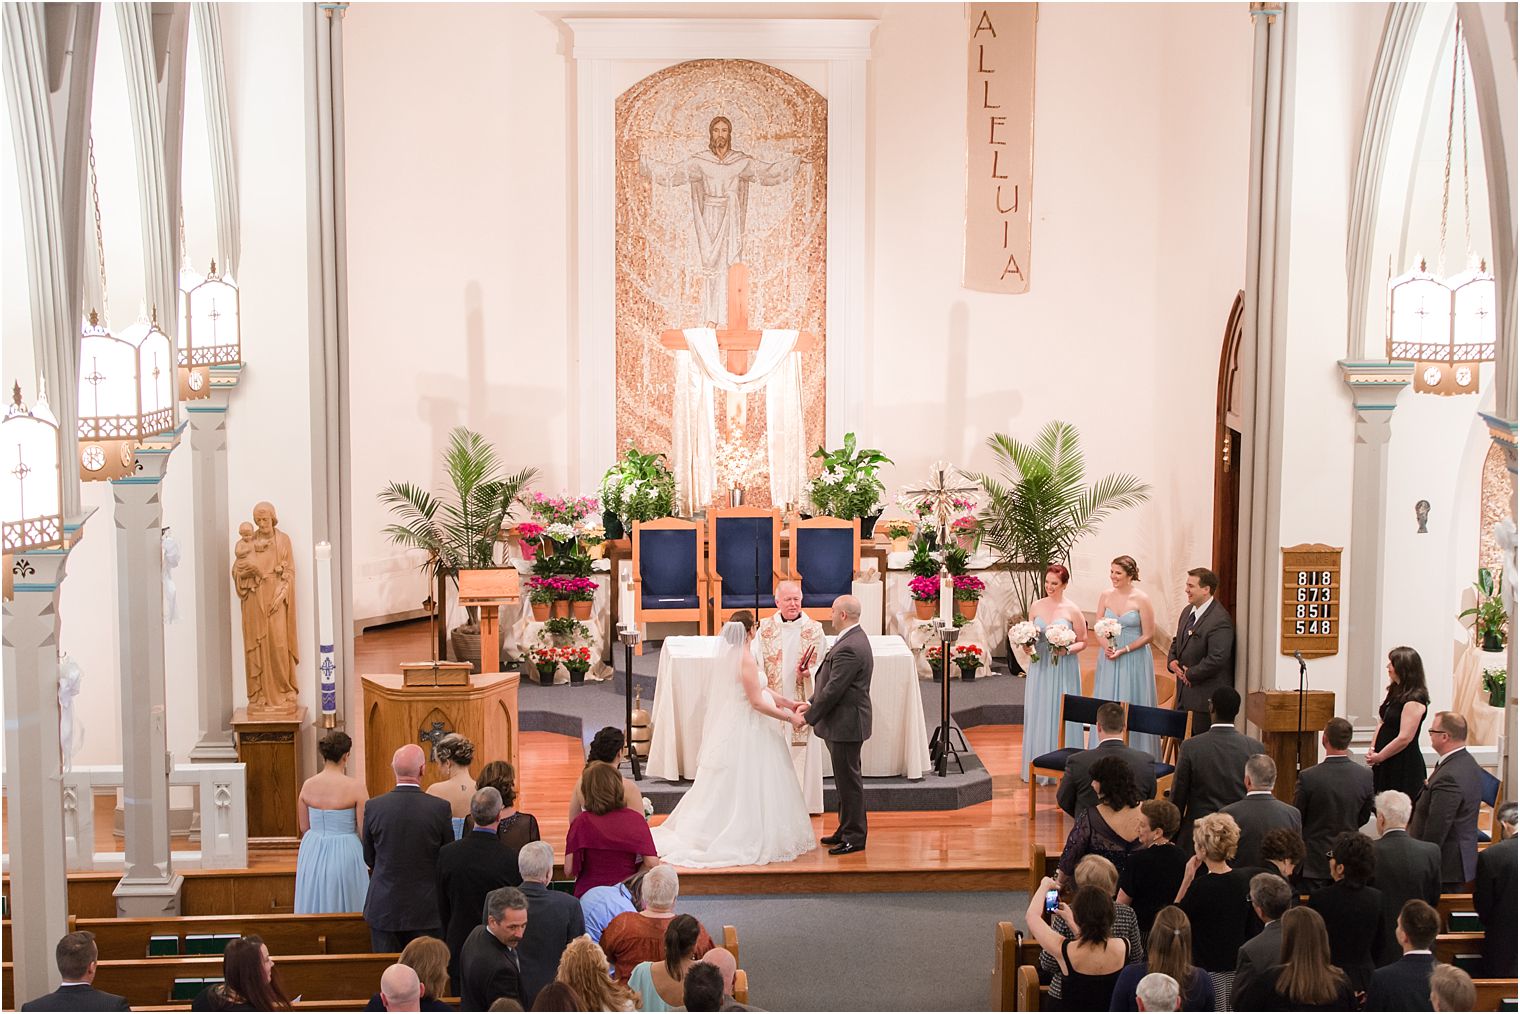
<box><xmin>670</xmin><ymin>328</ymin><xmax>809</xmax><ymax>513</ymax></box>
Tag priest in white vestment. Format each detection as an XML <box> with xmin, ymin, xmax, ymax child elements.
<box><xmin>752</xmin><ymin>581</ymin><xmax>826</xmax><ymax>814</ymax></box>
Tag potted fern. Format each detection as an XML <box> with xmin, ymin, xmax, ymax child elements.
<box><xmin>378</xmin><ymin>427</ymin><xmax>538</xmax><ymax>667</ymax></box>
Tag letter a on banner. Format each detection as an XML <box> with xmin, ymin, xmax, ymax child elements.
<box><xmin>964</xmin><ymin>3</ymin><xmax>1037</xmax><ymax>294</ymax></box>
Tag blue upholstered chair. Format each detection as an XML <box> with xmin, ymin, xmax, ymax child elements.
<box><xmin>1124</xmin><ymin>702</ymin><xmax>1191</xmax><ymax>795</ymax></box>
<box><xmin>631</xmin><ymin>518</ymin><xmax>708</xmax><ymax>646</ymax></box>
<box><xmin>1478</xmin><ymin>766</ymin><xmax>1501</xmax><ymax>842</ymax></box>
<box><xmin>789</xmin><ymin>516</ymin><xmax>860</xmax><ymax>624</ymax></box>
<box><xmin>708</xmin><ymin>507</ymin><xmax>784</xmax><ymax>627</ymax></box>
<box><xmin>1028</xmin><ymin>694</ymin><xmax>1115</xmax><ymax>817</ymax></box>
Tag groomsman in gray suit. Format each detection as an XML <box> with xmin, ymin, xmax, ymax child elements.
<box><xmin>799</xmin><ymin>595</ymin><xmax>873</xmax><ymax>855</ymax></box>
<box><xmin>1166</xmin><ymin>567</ymin><xmax>1235</xmax><ymax>738</ymax></box>
<box><xmin>1294</xmin><ymin>717</ymin><xmax>1374</xmax><ymax>889</ymax></box>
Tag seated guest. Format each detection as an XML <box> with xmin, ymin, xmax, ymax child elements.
<box><xmin>1293</xmin><ymin>717</ymin><xmax>1374</xmax><ymax>890</ymax></box>
<box><xmin>379</xmin><ymin>965</ymin><xmax>424</xmax><ymax>1013</ymax></box>
<box><xmin>528</xmin><ymin>983</ymin><xmax>584</xmax><ymax>1012</ymax></box>
<box><xmin>1236</xmin><ymin>907</ymin><xmax>1354</xmax><ymax>1011</ymax></box>
<box><xmin>467</xmin><ymin>761</ymin><xmax>542</xmax><ymax>850</ymax></box>
<box><xmin>1258</xmin><ymin>827</ymin><xmax>1307</xmax><ymax>887</ymax></box>
<box><xmin>1366</xmin><ymin>899</ymin><xmax>1440</xmax><ymax>1012</ymax></box>
<box><xmin>1307</xmin><ymin>831</ymin><xmax>1384</xmax><ymax>994</ymax></box>
<box><xmin>601</xmin><ymin>864</ymin><xmax>715</xmax><ymax>982</ymax></box>
<box><xmin>678</xmin><ymin>962</ymin><xmax>726</xmax><ymax>1014</ymax></box>
<box><xmin>698</xmin><ymin>948</ymin><xmax>760</xmax><ymax>1012</ymax></box>
<box><xmin>1108</xmin><ymin>906</ymin><xmax>1216</xmax><ymax>1011</ymax></box>
<box><xmin>428</xmin><ymin>733</ymin><xmax>478</xmax><ymax>840</ymax></box>
<box><xmin>1040</xmin><ymin>855</ymin><xmax>1145</xmax><ymax>1005</ymax></box>
<box><xmin>580</xmin><ymin>871</ymin><xmax>645</xmax><ymax>944</ymax></box>
<box><xmin>460</xmin><ymin>887</ymin><xmax>529</xmax><ymax>1012</ymax></box>
<box><xmin>294</xmin><ymin>729</ymin><xmax>370</xmax><ymax>915</ymax></box>
<box><xmin>364</xmin><ymin>937</ymin><xmax>453</xmax><ymax>1012</ymax></box>
<box><xmin>1171</xmin><ymin>687</ymin><xmax>1265</xmax><ymax>843</ymax></box>
<box><xmin>1057</xmin><ymin>702</ymin><xmax>1157</xmax><ymax>817</ymax></box>
<box><xmin>567</xmin><ymin>728</ymin><xmax>643</xmax><ymax>821</ymax></box>
<box><xmin>1371</xmin><ymin>789</ymin><xmax>1441</xmax><ymax>966</ymax></box>
<box><xmin>19</xmin><ymin>931</ymin><xmax>129</xmax><ymax>1011</ymax></box>
<box><xmin>1429</xmin><ymin>964</ymin><xmax>1476</xmax><ymax>1013</ymax></box>
<box><xmin>191</xmin><ymin>936</ymin><xmax>291</xmax><ymax>1012</ymax></box>
<box><xmin>1409</xmin><ymin>711</ymin><xmax>1484</xmax><ymax>889</ymax></box>
<box><xmin>628</xmin><ymin>914</ymin><xmax>703</xmax><ymax>1012</ymax></box>
<box><xmin>1118</xmin><ymin>800</ymin><xmax>1188</xmax><ymax>935</ymax></box>
<box><xmin>515</xmin><ymin>841</ymin><xmax>586</xmax><ymax>1006</ymax></box>
<box><xmin>1026</xmin><ymin>879</ymin><xmax>1132</xmax><ymax>1011</ymax></box>
<box><xmin>1135</xmin><ymin>972</ymin><xmax>1181</xmax><ymax>1013</ymax></box>
<box><xmin>1058</xmin><ymin>756</ymin><xmax>1145</xmax><ymax>887</ymax></box>
<box><xmin>1219</xmin><ymin>755</ymin><xmax>1301</xmax><ymax>869</ymax></box>
<box><xmin>1474</xmin><ymin>801</ymin><xmax>1518</xmax><ymax>977</ymax></box>
<box><xmin>1230</xmin><ymin>872</ymin><xmax>1293</xmax><ymax>1008</ymax></box>
<box><xmin>1175</xmin><ymin>813</ymin><xmax>1258</xmax><ymax>1004</ymax></box>
<box><xmin>566</xmin><ymin>761</ymin><xmax>659</xmax><ymax>897</ymax></box>
<box><xmin>554</xmin><ymin>936</ymin><xmax>639</xmax><ymax>1012</ymax></box>
<box><xmin>438</xmin><ymin>787</ymin><xmax>523</xmax><ymax>987</ymax></box>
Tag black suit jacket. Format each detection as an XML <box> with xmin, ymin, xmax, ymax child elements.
<box><xmin>1366</xmin><ymin>952</ymin><xmax>1436</xmax><ymax>1012</ymax></box>
<box><xmin>517</xmin><ymin>882</ymin><xmax>586</xmax><ymax>1006</ymax></box>
<box><xmin>1293</xmin><ymin>755</ymin><xmax>1374</xmax><ymax>880</ymax></box>
<box><xmin>1308</xmin><ymin>880</ymin><xmax>1384</xmax><ymax>993</ymax></box>
<box><xmin>20</xmin><ymin>985</ymin><xmax>131</xmax><ymax>1011</ymax></box>
<box><xmin>1056</xmin><ymin>738</ymin><xmax>1157</xmax><ymax>817</ymax></box>
<box><xmin>805</xmin><ymin>625</ymin><xmax>873</xmax><ymax>742</ymax></box>
<box><xmin>438</xmin><ymin>829</ymin><xmax>523</xmax><ymax>978</ymax></box>
<box><xmin>459</xmin><ymin>923</ymin><xmax>523</xmax><ymax>1012</ymax></box>
<box><xmin>1409</xmin><ymin>748</ymin><xmax>1484</xmax><ymax>883</ymax></box>
<box><xmin>1165</xmin><ymin>599</ymin><xmax>1235</xmax><ymax>713</ymax></box>
<box><xmin>1475</xmin><ymin>836</ymin><xmax>1517</xmax><ymax>977</ymax></box>
<box><xmin>1171</xmin><ymin>725</ymin><xmax>1266</xmax><ymax>839</ymax></box>
<box><xmin>1371</xmin><ymin>829</ymin><xmax>1442</xmax><ymax>966</ymax></box>
<box><xmin>363</xmin><ymin>783</ymin><xmax>454</xmax><ymax>932</ymax></box>
<box><xmin>1221</xmin><ymin>793</ymin><xmax>1302</xmax><ymax>870</ymax></box>
<box><xmin>1230</xmin><ymin>918</ymin><xmax>1283</xmax><ymax>1009</ymax></box>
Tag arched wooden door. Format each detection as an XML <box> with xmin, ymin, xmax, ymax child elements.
<box><xmin>1211</xmin><ymin>292</ymin><xmax>1246</xmax><ymax>619</ymax></box>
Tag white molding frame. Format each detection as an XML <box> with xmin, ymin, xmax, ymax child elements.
<box><xmin>562</xmin><ymin>17</ymin><xmax>878</xmax><ymax>492</ymax></box>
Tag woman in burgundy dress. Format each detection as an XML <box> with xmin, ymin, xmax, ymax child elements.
<box><xmin>566</xmin><ymin>761</ymin><xmax>659</xmax><ymax>896</ymax></box>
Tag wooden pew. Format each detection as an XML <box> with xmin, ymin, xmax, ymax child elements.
<box><xmin>992</xmin><ymin>921</ymin><xmax>1017</xmax><ymax>1011</ymax></box>
<box><xmin>55</xmin><ymin>913</ymin><xmax>370</xmax><ymax>960</ymax></box>
<box><xmin>1015</xmin><ymin>964</ymin><xmax>1040</xmax><ymax>1012</ymax></box>
<box><xmin>1474</xmin><ymin>978</ymin><xmax>1520</xmax><ymax>1011</ymax></box>
<box><xmin>1435</xmin><ymin>931</ymin><xmax>1487</xmax><ymax>965</ymax></box>
<box><xmin>734</xmin><ymin>968</ymin><xmax>750</xmax><ymax>1006</ymax></box>
<box><xmin>723</xmin><ymin>924</ymin><xmax>739</xmax><ymax>965</ymax></box>
<box><xmin>1026</xmin><ymin>843</ymin><xmax>1056</xmax><ymax>896</ymax></box>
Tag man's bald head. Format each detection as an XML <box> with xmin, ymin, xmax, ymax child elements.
<box><xmin>392</xmin><ymin>744</ymin><xmax>425</xmax><ymax>782</ymax></box>
<box><xmin>699</xmin><ymin>947</ymin><xmax>737</xmax><ymax>994</ymax></box>
<box><xmin>380</xmin><ymin>963</ymin><xmax>421</xmax><ymax>1011</ymax></box>
<box><xmin>831</xmin><ymin>595</ymin><xmax>861</xmax><ymax>628</ymax></box>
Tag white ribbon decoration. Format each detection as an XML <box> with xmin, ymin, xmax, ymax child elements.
<box><xmin>1495</xmin><ymin>518</ymin><xmax>1518</xmax><ymax>602</ymax></box>
<box><xmin>161</xmin><ymin>531</ymin><xmax>182</xmax><ymax>623</ymax></box>
<box><xmin>58</xmin><ymin>655</ymin><xmax>84</xmax><ymax>771</ymax></box>
<box><xmin>680</xmin><ymin>328</ymin><xmax>798</xmax><ymax>392</ymax></box>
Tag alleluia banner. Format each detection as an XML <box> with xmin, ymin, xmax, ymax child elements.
<box><xmin>964</xmin><ymin>3</ymin><xmax>1037</xmax><ymax>294</ymax></box>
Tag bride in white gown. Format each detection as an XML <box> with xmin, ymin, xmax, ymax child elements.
<box><xmin>651</xmin><ymin>614</ymin><xmax>818</xmax><ymax>868</ymax></box>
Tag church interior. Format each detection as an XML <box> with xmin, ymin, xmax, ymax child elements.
<box><xmin>2</xmin><ymin>1</ymin><xmax>1517</xmax><ymax>1011</ymax></box>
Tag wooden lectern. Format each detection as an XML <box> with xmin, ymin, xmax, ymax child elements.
<box><xmin>1247</xmin><ymin>689</ymin><xmax>1336</xmax><ymax>803</ymax></box>
<box><xmin>457</xmin><ymin>568</ymin><xmax>520</xmax><ymax>675</ymax></box>
<box><xmin>361</xmin><ymin>671</ymin><xmax>520</xmax><ymax>795</ymax></box>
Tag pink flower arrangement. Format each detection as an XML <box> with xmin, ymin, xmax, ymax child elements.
<box><xmin>523</xmin><ymin>492</ymin><xmax>600</xmax><ymax>527</ymax></box>
<box><xmin>517</xmin><ymin>521</ymin><xmax>545</xmax><ymax>540</ymax></box>
<box><xmin>526</xmin><ymin>576</ymin><xmax>557</xmax><ymax>603</ymax></box>
<box><xmin>951</xmin><ymin>515</ymin><xmax>978</xmax><ymax>532</ymax></box>
<box><xmin>562</xmin><ymin>576</ymin><xmax>597</xmax><ymax>601</ymax></box>
<box><xmin>952</xmin><ymin>574</ymin><xmax>985</xmax><ymax>601</ymax></box>
<box><xmin>909</xmin><ymin>575</ymin><xmax>942</xmax><ymax>602</ymax></box>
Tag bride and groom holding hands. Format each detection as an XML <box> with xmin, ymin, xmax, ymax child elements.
<box><xmin>651</xmin><ymin>591</ymin><xmax>874</xmax><ymax>867</ymax></box>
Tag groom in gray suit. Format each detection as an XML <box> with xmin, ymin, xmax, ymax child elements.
<box><xmin>799</xmin><ymin>595</ymin><xmax>873</xmax><ymax>855</ymax></box>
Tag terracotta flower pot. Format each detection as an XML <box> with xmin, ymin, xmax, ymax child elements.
<box><xmin>913</xmin><ymin>599</ymin><xmax>935</xmax><ymax>620</ymax></box>
<box><xmin>957</xmin><ymin>599</ymin><xmax>979</xmax><ymax>620</ymax></box>
<box><xmin>552</xmin><ymin>599</ymin><xmax>571</xmax><ymax>618</ymax></box>
<box><xmin>571</xmin><ymin>600</ymin><xmax>593</xmax><ymax>620</ymax></box>
<box><xmin>530</xmin><ymin>601</ymin><xmax>550</xmax><ymax>621</ymax></box>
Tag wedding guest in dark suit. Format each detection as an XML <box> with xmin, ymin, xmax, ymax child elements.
<box><xmin>1220</xmin><ymin>755</ymin><xmax>1301</xmax><ymax>870</ymax></box>
<box><xmin>1165</xmin><ymin>568</ymin><xmax>1234</xmax><ymax>738</ymax></box>
<box><xmin>1230</xmin><ymin>872</ymin><xmax>1293</xmax><ymax>1009</ymax></box>
<box><xmin>438</xmin><ymin>788</ymin><xmax>523</xmax><ymax>987</ymax></box>
<box><xmin>1294</xmin><ymin>717</ymin><xmax>1374</xmax><ymax>889</ymax></box>
<box><xmin>513</xmin><ymin>841</ymin><xmax>585</xmax><ymax>1006</ymax></box>
<box><xmin>1235</xmin><ymin>908</ymin><xmax>1354</xmax><ymax>1011</ymax></box>
<box><xmin>19</xmin><ymin>932</ymin><xmax>130</xmax><ymax>1011</ymax></box>
<box><xmin>800</xmin><ymin>595</ymin><xmax>873</xmax><ymax>854</ymax></box>
<box><xmin>1474</xmin><ymin>802</ymin><xmax>1517</xmax><ymax>977</ymax></box>
<box><xmin>1058</xmin><ymin>702</ymin><xmax>1157</xmax><ymax>817</ymax></box>
<box><xmin>1371</xmin><ymin>790</ymin><xmax>1442</xmax><ymax>966</ymax></box>
<box><xmin>1366</xmin><ymin>900</ymin><xmax>1440</xmax><ymax>1012</ymax></box>
<box><xmin>1171</xmin><ymin>687</ymin><xmax>1265</xmax><ymax>842</ymax></box>
<box><xmin>460</xmin><ymin>888</ymin><xmax>528</xmax><ymax>1011</ymax></box>
<box><xmin>365</xmin><ymin>744</ymin><xmax>455</xmax><ymax>952</ymax></box>
<box><xmin>1409</xmin><ymin>712</ymin><xmax>1484</xmax><ymax>888</ymax></box>
<box><xmin>1308</xmin><ymin>832</ymin><xmax>1384</xmax><ymax>994</ymax></box>
<box><xmin>1118</xmin><ymin>800</ymin><xmax>1189</xmax><ymax>935</ymax></box>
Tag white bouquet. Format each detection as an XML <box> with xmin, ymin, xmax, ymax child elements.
<box><xmin>1093</xmin><ymin>617</ymin><xmax>1122</xmax><ymax>643</ymax></box>
<box><xmin>1009</xmin><ymin>621</ymin><xmax>1040</xmax><ymax>667</ymax></box>
<box><xmin>1045</xmin><ymin>624</ymin><xmax>1078</xmax><ymax>656</ymax></box>
<box><xmin>545</xmin><ymin>522</ymin><xmax>579</xmax><ymax>543</ymax></box>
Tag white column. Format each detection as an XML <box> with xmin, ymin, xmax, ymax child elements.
<box><xmin>187</xmin><ymin>377</ymin><xmax>241</xmax><ymax>761</ymax></box>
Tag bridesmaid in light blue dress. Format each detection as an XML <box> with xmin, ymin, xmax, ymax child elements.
<box><xmin>1021</xmin><ymin>565</ymin><xmax>1088</xmax><ymax>783</ymax></box>
<box><xmin>1093</xmin><ymin>555</ymin><xmax>1160</xmax><ymax>757</ymax></box>
<box><xmin>294</xmin><ymin>730</ymin><xmax>370</xmax><ymax>914</ymax></box>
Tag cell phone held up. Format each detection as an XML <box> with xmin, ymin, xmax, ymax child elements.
<box><xmin>1043</xmin><ymin>888</ymin><xmax>1059</xmax><ymax>914</ymax></box>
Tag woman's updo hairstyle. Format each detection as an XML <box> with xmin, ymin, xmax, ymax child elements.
<box><xmin>1111</xmin><ymin>555</ymin><xmax>1140</xmax><ymax>581</ymax></box>
<box><xmin>317</xmin><ymin>730</ymin><xmax>352</xmax><ymax>764</ymax></box>
<box><xmin>1046</xmin><ymin>563</ymin><xmax>1071</xmax><ymax>586</ymax></box>
<box><xmin>432</xmin><ymin>733</ymin><xmax>475</xmax><ymax>768</ymax></box>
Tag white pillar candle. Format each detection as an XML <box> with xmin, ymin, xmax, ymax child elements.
<box><xmin>314</xmin><ymin>541</ymin><xmax>337</xmax><ymax>721</ymax></box>
<box><xmin>939</xmin><ymin>573</ymin><xmax>953</xmax><ymax>625</ymax></box>
<box><xmin>619</xmin><ymin>560</ymin><xmax>635</xmax><ymax>633</ymax></box>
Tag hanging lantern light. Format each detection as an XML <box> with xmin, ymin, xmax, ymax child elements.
<box><xmin>2</xmin><ymin>381</ymin><xmax>64</xmax><ymax>555</ymax></box>
<box><xmin>178</xmin><ymin>260</ymin><xmax>241</xmax><ymax>400</ymax></box>
<box><xmin>1388</xmin><ymin>259</ymin><xmax>1496</xmax><ymax>396</ymax></box>
<box><xmin>77</xmin><ymin>309</ymin><xmax>176</xmax><ymax>481</ymax></box>
<box><xmin>1446</xmin><ymin>260</ymin><xmax>1496</xmax><ymax>394</ymax></box>
<box><xmin>120</xmin><ymin>310</ymin><xmax>177</xmax><ymax>436</ymax></box>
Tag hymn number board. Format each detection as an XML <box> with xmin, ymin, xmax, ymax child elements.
<box><xmin>1280</xmin><ymin>544</ymin><xmax>1343</xmax><ymax>658</ymax></box>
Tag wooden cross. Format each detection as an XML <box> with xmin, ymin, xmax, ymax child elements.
<box><xmin>659</xmin><ymin>263</ymin><xmax>817</xmax><ymax>372</ymax></box>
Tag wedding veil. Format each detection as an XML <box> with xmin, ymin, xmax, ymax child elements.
<box><xmin>695</xmin><ymin>621</ymin><xmax>751</xmax><ymax>771</ymax></box>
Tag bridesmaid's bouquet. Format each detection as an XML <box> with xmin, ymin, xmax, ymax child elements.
<box><xmin>1094</xmin><ymin>617</ymin><xmax>1122</xmax><ymax>644</ymax></box>
<box><xmin>1045</xmin><ymin>624</ymin><xmax>1078</xmax><ymax>657</ymax></box>
<box><xmin>1009</xmin><ymin>621</ymin><xmax>1040</xmax><ymax>666</ymax></box>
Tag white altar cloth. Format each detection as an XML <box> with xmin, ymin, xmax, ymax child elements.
<box><xmin>646</xmin><ymin>634</ymin><xmax>931</xmax><ymax>781</ymax></box>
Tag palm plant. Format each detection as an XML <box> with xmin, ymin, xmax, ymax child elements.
<box><xmin>969</xmin><ymin>421</ymin><xmax>1151</xmax><ymax>619</ymax></box>
<box><xmin>378</xmin><ymin>427</ymin><xmax>538</xmax><ymax>648</ymax></box>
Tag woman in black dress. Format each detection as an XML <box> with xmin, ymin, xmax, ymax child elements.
<box><xmin>1366</xmin><ymin>646</ymin><xmax>1430</xmax><ymax>803</ymax></box>
<box><xmin>1307</xmin><ymin>832</ymin><xmax>1384</xmax><ymax>995</ymax></box>
<box><xmin>1118</xmin><ymin>799</ymin><xmax>1188</xmax><ymax>935</ymax></box>
<box><xmin>1175</xmin><ymin>813</ymin><xmax>1260</xmax><ymax>1004</ymax></box>
<box><xmin>1057</xmin><ymin>757</ymin><xmax>1145</xmax><ymax>887</ymax></box>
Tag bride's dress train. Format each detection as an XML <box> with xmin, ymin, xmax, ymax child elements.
<box><xmin>650</xmin><ymin>625</ymin><xmax>817</xmax><ymax>868</ymax></box>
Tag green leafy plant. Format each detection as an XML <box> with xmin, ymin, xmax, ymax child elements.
<box><xmin>806</xmin><ymin>432</ymin><xmax>892</xmax><ymax>520</ymax></box>
<box><xmin>1482</xmin><ymin>666</ymin><xmax>1507</xmax><ymax>708</ymax></box>
<box><xmin>969</xmin><ymin>421</ymin><xmax>1151</xmax><ymax>620</ymax></box>
<box><xmin>543</xmin><ymin>616</ymin><xmax>589</xmax><ymax>639</ymax></box>
<box><xmin>907</xmin><ymin>540</ymin><xmax>940</xmax><ymax>579</ymax></box>
<box><xmin>1459</xmin><ymin>568</ymin><xmax>1509</xmax><ymax>650</ymax></box>
<box><xmin>943</xmin><ymin>546</ymin><xmax>970</xmax><ymax>576</ymax></box>
<box><xmin>885</xmin><ymin>520</ymin><xmax>915</xmax><ymax>541</ymax></box>
<box><xmin>601</xmin><ymin>447</ymin><xmax>677</xmax><ymax>528</ymax></box>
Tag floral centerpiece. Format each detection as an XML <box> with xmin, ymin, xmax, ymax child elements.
<box><xmin>526</xmin><ymin>576</ymin><xmax>556</xmax><ymax>620</ymax></box>
<box><xmin>884</xmin><ymin>520</ymin><xmax>916</xmax><ymax>552</ymax></box>
<box><xmin>923</xmin><ymin>643</ymin><xmax>944</xmax><ymax>671</ymax></box>
<box><xmin>1009</xmin><ymin>620</ymin><xmax>1040</xmax><ymax>666</ymax></box>
<box><xmin>561</xmin><ymin>644</ymin><xmax>593</xmax><ymax>684</ymax></box>
<box><xmin>951</xmin><ymin>513</ymin><xmax>980</xmax><ymax>551</ymax></box>
<box><xmin>516</xmin><ymin>521</ymin><xmax>545</xmax><ymax>561</ymax></box>
<box><xmin>530</xmin><ymin>645</ymin><xmax>562</xmax><ymax>685</ymax></box>
<box><xmin>953</xmin><ymin>643</ymin><xmax>985</xmax><ymax>677</ymax></box>
<box><xmin>806</xmin><ymin>432</ymin><xmax>892</xmax><ymax>535</ymax></box>
<box><xmin>1483</xmin><ymin>666</ymin><xmax>1507</xmax><ymax>708</ymax></box>
<box><xmin>1045</xmin><ymin>624</ymin><xmax>1077</xmax><ymax>657</ymax></box>
<box><xmin>909</xmin><ymin>574</ymin><xmax>942</xmax><ymax>620</ymax></box>
<box><xmin>952</xmin><ymin>574</ymin><xmax>984</xmax><ymax>619</ymax></box>
<box><xmin>563</xmin><ymin>576</ymin><xmax>597</xmax><ymax>620</ymax></box>
<box><xmin>579</xmin><ymin>522</ymin><xmax>607</xmax><ymax>560</ymax></box>
<box><xmin>1093</xmin><ymin>616</ymin><xmax>1122</xmax><ymax>645</ymax></box>
<box><xmin>601</xmin><ymin>447</ymin><xmax>677</xmax><ymax>536</ymax></box>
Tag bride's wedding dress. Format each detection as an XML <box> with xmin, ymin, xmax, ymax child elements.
<box><xmin>650</xmin><ymin>623</ymin><xmax>817</xmax><ymax>868</ymax></box>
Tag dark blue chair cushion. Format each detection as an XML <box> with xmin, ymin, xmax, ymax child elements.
<box><xmin>1032</xmin><ymin>748</ymin><xmax>1081</xmax><ymax>771</ymax></box>
<box><xmin>639</xmin><ymin>528</ymin><xmax>698</xmax><ymax>608</ymax></box>
<box><xmin>794</xmin><ymin>527</ymin><xmax>854</xmax><ymax>604</ymax></box>
<box><xmin>1060</xmin><ymin>695</ymin><xmax>1107</xmax><ymax>728</ymax></box>
<box><xmin>1153</xmin><ymin>761</ymin><xmax>1176</xmax><ymax>779</ymax></box>
<box><xmin>1480</xmin><ymin>768</ymin><xmax>1501</xmax><ymax>806</ymax></box>
<box><xmin>714</xmin><ymin>516</ymin><xmax>776</xmax><ymax>607</ymax></box>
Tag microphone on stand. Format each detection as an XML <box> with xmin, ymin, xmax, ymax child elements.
<box><xmin>1294</xmin><ymin>649</ymin><xmax>1308</xmax><ymax>777</ymax></box>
